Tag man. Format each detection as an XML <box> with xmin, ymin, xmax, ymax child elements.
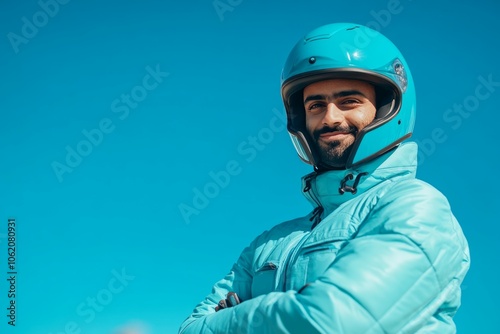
<box><xmin>179</xmin><ymin>23</ymin><xmax>470</xmax><ymax>334</ymax></box>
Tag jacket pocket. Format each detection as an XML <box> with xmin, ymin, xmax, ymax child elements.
<box><xmin>293</xmin><ymin>239</ymin><xmax>349</xmax><ymax>289</ymax></box>
<box><xmin>252</xmin><ymin>261</ymin><xmax>279</xmax><ymax>297</ymax></box>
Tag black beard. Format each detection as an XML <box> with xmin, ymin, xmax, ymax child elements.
<box><xmin>315</xmin><ymin>139</ymin><xmax>354</xmax><ymax>167</ymax></box>
<box><xmin>312</xmin><ymin>125</ymin><xmax>357</xmax><ymax>167</ymax></box>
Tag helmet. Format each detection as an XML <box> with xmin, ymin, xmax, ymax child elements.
<box><xmin>281</xmin><ymin>23</ymin><xmax>416</xmax><ymax>170</ymax></box>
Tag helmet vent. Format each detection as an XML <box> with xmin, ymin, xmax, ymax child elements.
<box><xmin>392</xmin><ymin>59</ymin><xmax>408</xmax><ymax>92</ymax></box>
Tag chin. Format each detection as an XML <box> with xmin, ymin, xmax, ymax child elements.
<box><xmin>318</xmin><ymin>151</ymin><xmax>346</xmax><ymax>166</ymax></box>
<box><xmin>317</xmin><ymin>145</ymin><xmax>352</xmax><ymax>167</ymax></box>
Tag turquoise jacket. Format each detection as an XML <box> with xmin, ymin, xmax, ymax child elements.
<box><xmin>179</xmin><ymin>142</ymin><xmax>470</xmax><ymax>334</ymax></box>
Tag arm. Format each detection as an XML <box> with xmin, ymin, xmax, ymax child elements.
<box><xmin>190</xmin><ymin>181</ymin><xmax>470</xmax><ymax>333</ymax></box>
<box><xmin>178</xmin><ymin>239</ymin><xmax>255</xmax><ymax>333</ymax></box>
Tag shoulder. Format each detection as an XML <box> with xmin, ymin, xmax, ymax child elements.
<box><xmin>378</xmin><ymin>177</ymin><xmax>452</xmax><ymax>215</ymax></box>
<box><xmin>356</xmin><ymin>177</ymin><xmax>454</xmax><ymax>236</ymax></box>
<box><xmin>360</xmin><ymin>177</ymin><xmax>469</xmax><ymax>280</ymax></box>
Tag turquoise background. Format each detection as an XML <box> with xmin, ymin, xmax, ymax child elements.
<box><xmin>1</xmin><ymin>0</ymin><xmax>499</xmax><ymax>333</ymax></box>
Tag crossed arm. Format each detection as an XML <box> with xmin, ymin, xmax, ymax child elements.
<box><xmin>179</xmin><ymin>188</ymin><xmax>469</xmax><ymax>334</ymax></box>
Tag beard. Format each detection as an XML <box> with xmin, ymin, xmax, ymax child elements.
<box><xmin>311</xmin><ymin>125</ymin><xmax>357</xmax><ymax>167</ymax></box>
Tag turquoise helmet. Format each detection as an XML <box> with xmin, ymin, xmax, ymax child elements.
<box><xmin>281</xmin><ymin>23</ymin><xmax>416</xmax><ymax>170</ymax></box>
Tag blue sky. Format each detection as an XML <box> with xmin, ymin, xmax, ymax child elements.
<box><xmin>0</xmin><ymin>0</ymin><xmax>499</xmax><ymax>333</ymax></box>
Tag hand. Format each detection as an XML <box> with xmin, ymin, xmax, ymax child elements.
<box><xmin>215</xmin><ymin>292</ymin><xmax>242</xmax><ymax>311</ymax></box>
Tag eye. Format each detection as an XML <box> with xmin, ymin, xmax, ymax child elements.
<box><xmin>341</xmin><ymin>98</ymin><xmax>361</xmax><ymax>105</ymax></box>
<box><xmin>306</xmin><ymin>102</ymin><xmax>324</xmax><ymax>112</ymax></box>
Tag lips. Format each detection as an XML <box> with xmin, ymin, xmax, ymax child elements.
<box><xmin>319</xmin><ymin>131</ymin><xmax>352</xmax><ymax>137</ymax></box>
<box><xmin>313</xmin><ymin>126</ymin><xmax>357</xmax><ymax>142</ymax></box>
<box><xmin>318</xmin><ymin>130</ymin><xmax>355</xmax><ymax>141</ymax></box>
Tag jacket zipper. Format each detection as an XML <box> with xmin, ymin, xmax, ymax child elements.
<box><xmin>303</xmin><ymin>174</ymin><xmax>324</xmax><ymax>228</ymax></box>
<box><xmin>280</xmin><ymin>174</ymin><xmax>323</xmax><ymax>289</ymax></box>
<box><xmin>282</xmin><ymin>232</ymin><xmax>310</xmax><ymax>290</ymax></box>
<box><xmin>303</xmin><ymin>174</ymin><xmax>322</xmax><ymax>208</ymax></box>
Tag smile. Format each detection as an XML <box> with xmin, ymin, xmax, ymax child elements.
<box><xmin>319</xmin><ymin>131</ymin><xmax>353</xmax><ymax>140</ymax></box>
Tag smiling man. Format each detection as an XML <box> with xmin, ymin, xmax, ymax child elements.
<box><xmin>303</xmin><ymin>79</ymin><xmax>377</xmax><ymax>167</ymax></box>
<box><xmin>179</xmin><ymin>23</ymin><xmax>470</xmax><ymax>334</ymax></box>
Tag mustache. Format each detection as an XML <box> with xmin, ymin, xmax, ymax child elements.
<box><xmin>313</xmin><ymin>125</ymin><xmax>358</xmax><ymax>139</ymax></box>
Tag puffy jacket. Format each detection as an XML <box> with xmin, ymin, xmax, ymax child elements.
<box><xmin>179</xmin><ymin>142</ymin><xmax>470</xmax><ymax>334</ymax></box>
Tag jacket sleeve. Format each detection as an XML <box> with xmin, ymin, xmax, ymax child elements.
<box><xmin>178</xmin><ymin>235</ymin><xmax>256</xmax><ymax>333</ymax></box>
<box><xmin>186</xmin><ymin>181</ymin><xmax>470</xmax><ymax>333</ymax></box>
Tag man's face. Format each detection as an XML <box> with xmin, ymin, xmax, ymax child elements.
<box><xmin>303</xmin><ymin>79</ymin><xmax>377</xmax><ymax>167</ymax></box>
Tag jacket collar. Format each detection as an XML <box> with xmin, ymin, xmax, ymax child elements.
<box><xmin>301</xmin><ymin>142</ymin><xmax>418</xmax><ymax>216</ymax></box>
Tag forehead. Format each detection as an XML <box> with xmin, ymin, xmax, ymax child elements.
<box><xmin>303</xmin><ymin>79</ymin><xmax>375</xmax><ymax>96</ymax></box>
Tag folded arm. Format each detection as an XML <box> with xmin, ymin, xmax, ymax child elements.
<box><xmin>180</xmin><ymin>183</ymin><xmax>469</xmax><ymax>333</ymax></box>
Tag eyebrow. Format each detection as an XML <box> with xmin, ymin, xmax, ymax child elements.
<box><xmin>303</xmin><ymin>90</ymin><xmax>368</xmax><ymax>104</ymax></box>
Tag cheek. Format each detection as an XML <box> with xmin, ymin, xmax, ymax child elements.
<box><xmin>352</xmin><ymin>109</ymin><xmax>376</xmax><ymax>129</ymax></box>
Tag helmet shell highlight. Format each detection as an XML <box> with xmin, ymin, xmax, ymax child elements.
<box><xmin>281</xmin><ymin>23</ymin><xmax>416</xmax><ymax>170</ymax></box>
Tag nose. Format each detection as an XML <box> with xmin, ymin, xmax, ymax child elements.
<box><xmin>322</xmin><ymin>103</ymin><xmax>344</xmax><ymax>126</ymax></box>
